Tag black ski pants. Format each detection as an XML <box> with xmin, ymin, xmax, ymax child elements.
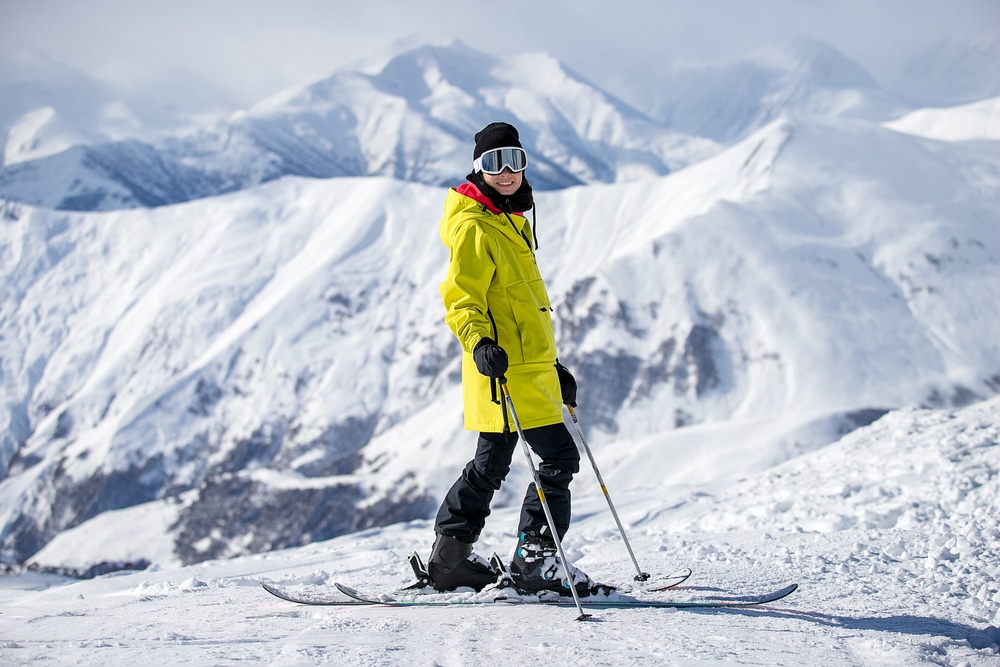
<box><xmin>434</xmin><ymin>422</ymin><xmax>580</xmax><ymax>543</ymax></box>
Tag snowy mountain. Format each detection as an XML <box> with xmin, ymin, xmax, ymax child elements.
<box><xmin>0</xmin><ymin>46</ymin><xmax>135</xmax><ymax>166</ymax></box>
<box><xmin>2</xmin><ymin>84</ymin><xmax>998</xmax><ymax>571</ymax></box>
<box><xmin>1</xmin><ymin>38</ymin><xmax>942</xmax><ymax>213</ymax></box>
<box><xmin>884</xmin><ymin>95</ymin><xmax>1000</xmax><ymax>141</ymax></box>
<box><xmin>640</xmin><ymin>38</ymin><xmax>910</xmax><ymax>143</ymax></box>
<box><xmin>0</xmin><ymin>44</ymin><xmax>233</xmax><ymax>168</ymax></box>
<box><xmin>888</xmin><ymin>36</ymin><xmax>1000</xmax><ymax>108</ymax></box>
<box><xmin>2</xmin><ymin>396</ymin><xmax>998</xmax><ymax>664</ymax></box>
<box><xmin>0</xmin><ymin>42</ymin><xmax>719</xmax><ymax>211</ymax></box>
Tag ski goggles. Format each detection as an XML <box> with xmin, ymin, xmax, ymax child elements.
<box><xmin>473</xmin><ymin>147</ymin><xmax>528</xmax><ymax>175</ymax></box>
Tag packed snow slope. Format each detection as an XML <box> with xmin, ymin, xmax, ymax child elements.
<box><xmin>2</xmin><ymin>91</ymin><xmax>998</xmax><ymax>570</ymax></box>
<box><xmin>1</xmin><ymin>397</ymin><xmax>998</xmax><ymax>665</ymax></box>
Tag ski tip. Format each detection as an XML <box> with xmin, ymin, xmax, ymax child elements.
<box><xmin>750</xmin><ymin>583</ymin><xmax>798</xmax><ymax>605</ymax></box>
<box><xmin>334</xmin><ymin>582</ymin><xmax>365</xmax><ymax>599</ymax></box>
<box><xmin>645</xmin><ymin>567</ymin><xmax>694</xmax><ymax>591</ymax></box>
<box><xmin>261</xmin><ymin>582</ymin><xmax>300</xmax><ymax>600</ymax></box>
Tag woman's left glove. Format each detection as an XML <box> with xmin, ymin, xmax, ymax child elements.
<box><xmin>555</xmin><ymin>361</ymin><xmax>577</xmax><ymax>407</ymax></box>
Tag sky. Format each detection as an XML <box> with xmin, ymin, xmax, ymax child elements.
<box><xmin>2</xmin><ymin>0</ymin><xmax>999</xmax><ymax>112</ymax></box>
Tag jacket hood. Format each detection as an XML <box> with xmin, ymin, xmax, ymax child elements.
<box><xmin>465</xmin><ymin>172</ymin><xmax>535</xmax><ymax>216</ymax></box>
<box><xmin>440</xmin><ymin>186</ymin><xmax>534</xmax><ymax>252</ymax></box>
<box><xmin>455</xmin><ymin>182</ymin><xmax>503</xmax><ymax>214</ymax></box>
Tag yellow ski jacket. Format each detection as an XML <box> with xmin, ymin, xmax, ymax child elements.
<box><xmin>439</xmin><ymin>184</ymin><xmax>563</xmax><ymax>432</ymax></box>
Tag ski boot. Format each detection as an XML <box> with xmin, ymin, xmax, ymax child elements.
<box><xmin>425</xmin><ymin>533</ymin><xmax>497</xmax><ymax>592</ymax></box>
<box><xmin>509</xmin><ymin>529</ymin><xmax>601</xmax><ymax>597</ymax></box>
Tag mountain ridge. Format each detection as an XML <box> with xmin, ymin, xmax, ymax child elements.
<box><xmin>1</xmin><ymin>41</ymin><xmax>719</xmax><ymax>210</ymax></box>
<box><xmin>3</xmin><ymin>37</ymin><xmax>969</xmax><ymax>213</ymax></box>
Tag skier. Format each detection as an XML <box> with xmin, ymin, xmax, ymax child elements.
<box><xmin>427</xmin><ymin>121</ymin><xmax>596</xmax><ymax>597</ymax></box>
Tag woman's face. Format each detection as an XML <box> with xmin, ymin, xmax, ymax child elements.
<box><xmin>482</xmin><ymin>168</ymin><xmax>522</xmax><ymax>196</ymax></box>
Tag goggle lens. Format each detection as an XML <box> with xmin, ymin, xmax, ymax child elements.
<box><xmin>474</xmin><ymin>147</ymin><xmax>527</xmax><ymax>174</ymax></box>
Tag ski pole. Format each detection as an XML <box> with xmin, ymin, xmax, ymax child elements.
<box><xmin>566</xmin><ymin>404</ymin><xmax>650</xmax><ymax>582</ymax></box>
<box><xmin>499</xmin><ymin>378</ymin><xmax>592</xmax><ymax>622</ymax></box>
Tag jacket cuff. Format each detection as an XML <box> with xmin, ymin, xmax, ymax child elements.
<box><xmin>473</xmin><ymin>337</ymin><xmax>495</xmax><ymax>352</ymax></box>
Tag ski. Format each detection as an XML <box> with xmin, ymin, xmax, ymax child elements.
<box><xmin>332</xmin><ymin>581</ymin><xmax>798</xmax><ymax>609</ymax></box>
<box><xmin>261</xmin><ymin>582</ymin><xmax>370</xmax><ymax>605</ymax></box>
<box><xmin>643</xmin><ymin>567</ymin><xmax>693</xmax><ymax>592</ymax></box>
<box><xmin>263</xmin><ymin>565</ymin><xmax>697</xmax><ymax>606</ymax></box>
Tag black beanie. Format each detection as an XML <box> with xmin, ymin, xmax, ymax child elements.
<box><xmin>473</xmin><ymin>122</ymin><xmax>522</xmax><ymax>160</ymax></box>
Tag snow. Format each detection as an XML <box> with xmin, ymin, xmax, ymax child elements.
<box><xmin>3</xmin><ymin>397</ymin><xmax>998</xmax><ymax>664</ymax></box>
<box><xmin>884</xmin><ymin>96</ymin><xmax>1000</xmax><ymax>141</ymax></box>
<box><xmin>29</xmin><ymin>499</ymin><xmax>185</xmax><ymax>570</ymax></box>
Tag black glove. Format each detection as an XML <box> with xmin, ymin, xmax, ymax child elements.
<box><xmin>473</xmin><ymin>338</ymin><xmax>508</xmax><ymax>378</ymax></box>
<box><xmin>555</xmin><ymin>360</ymin><xmax>577</xmax><ymax>407</ymax></box>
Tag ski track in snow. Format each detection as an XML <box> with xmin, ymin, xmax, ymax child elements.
<box><xmin>2</xmin><ymin>398</ymin><xmax>998</xmax><ymax>665</ymax></box>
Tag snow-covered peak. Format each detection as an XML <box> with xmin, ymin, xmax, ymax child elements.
<box><xmin>0</xmin><ymin>44</ymin><xmax>230</xmax><ymax>168</ymax></box>
<box><xmin>748</xmin><ymin>37</ymin><xmax>880</xmax><ymax>90</ymax></box>
<box><xmin>884</xmin><ymin>95</ymin><xmax>1000</xmax><ymax>142</ymax></box>
<box><xmin>1</xmin><ymin>42</ymin><xmax>721</xmax><ymax>210</ymax></box>
<box><xmin>644</xmin><ymin>38</ymin><xmax>908</xmax><ymax>142</ymax></box>
<box><xmin>891</xmin><ymin>36</ymin><xmax>1000</xmax><ymax>108</ymax></box>
<box><xmin>370</xmin><ymin>41</ymin><xmax>499</xmax><ymax>102</ymax></box>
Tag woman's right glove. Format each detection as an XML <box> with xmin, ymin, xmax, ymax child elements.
<box><xmin>473</xmin><ymin>338</ymin><xmax>508</xmax><ymax>378</ymax></box>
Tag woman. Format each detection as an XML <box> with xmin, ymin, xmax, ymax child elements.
<box><xmin>427</xmin><ymin>121</ymin><xmax>594</xmax><ymax>597</ymax></box>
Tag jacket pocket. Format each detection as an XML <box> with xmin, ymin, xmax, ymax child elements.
<box><xmin>506</xmin><ymin>279</ymin><xmax>557</xmax><ymax>364</ymax></box>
